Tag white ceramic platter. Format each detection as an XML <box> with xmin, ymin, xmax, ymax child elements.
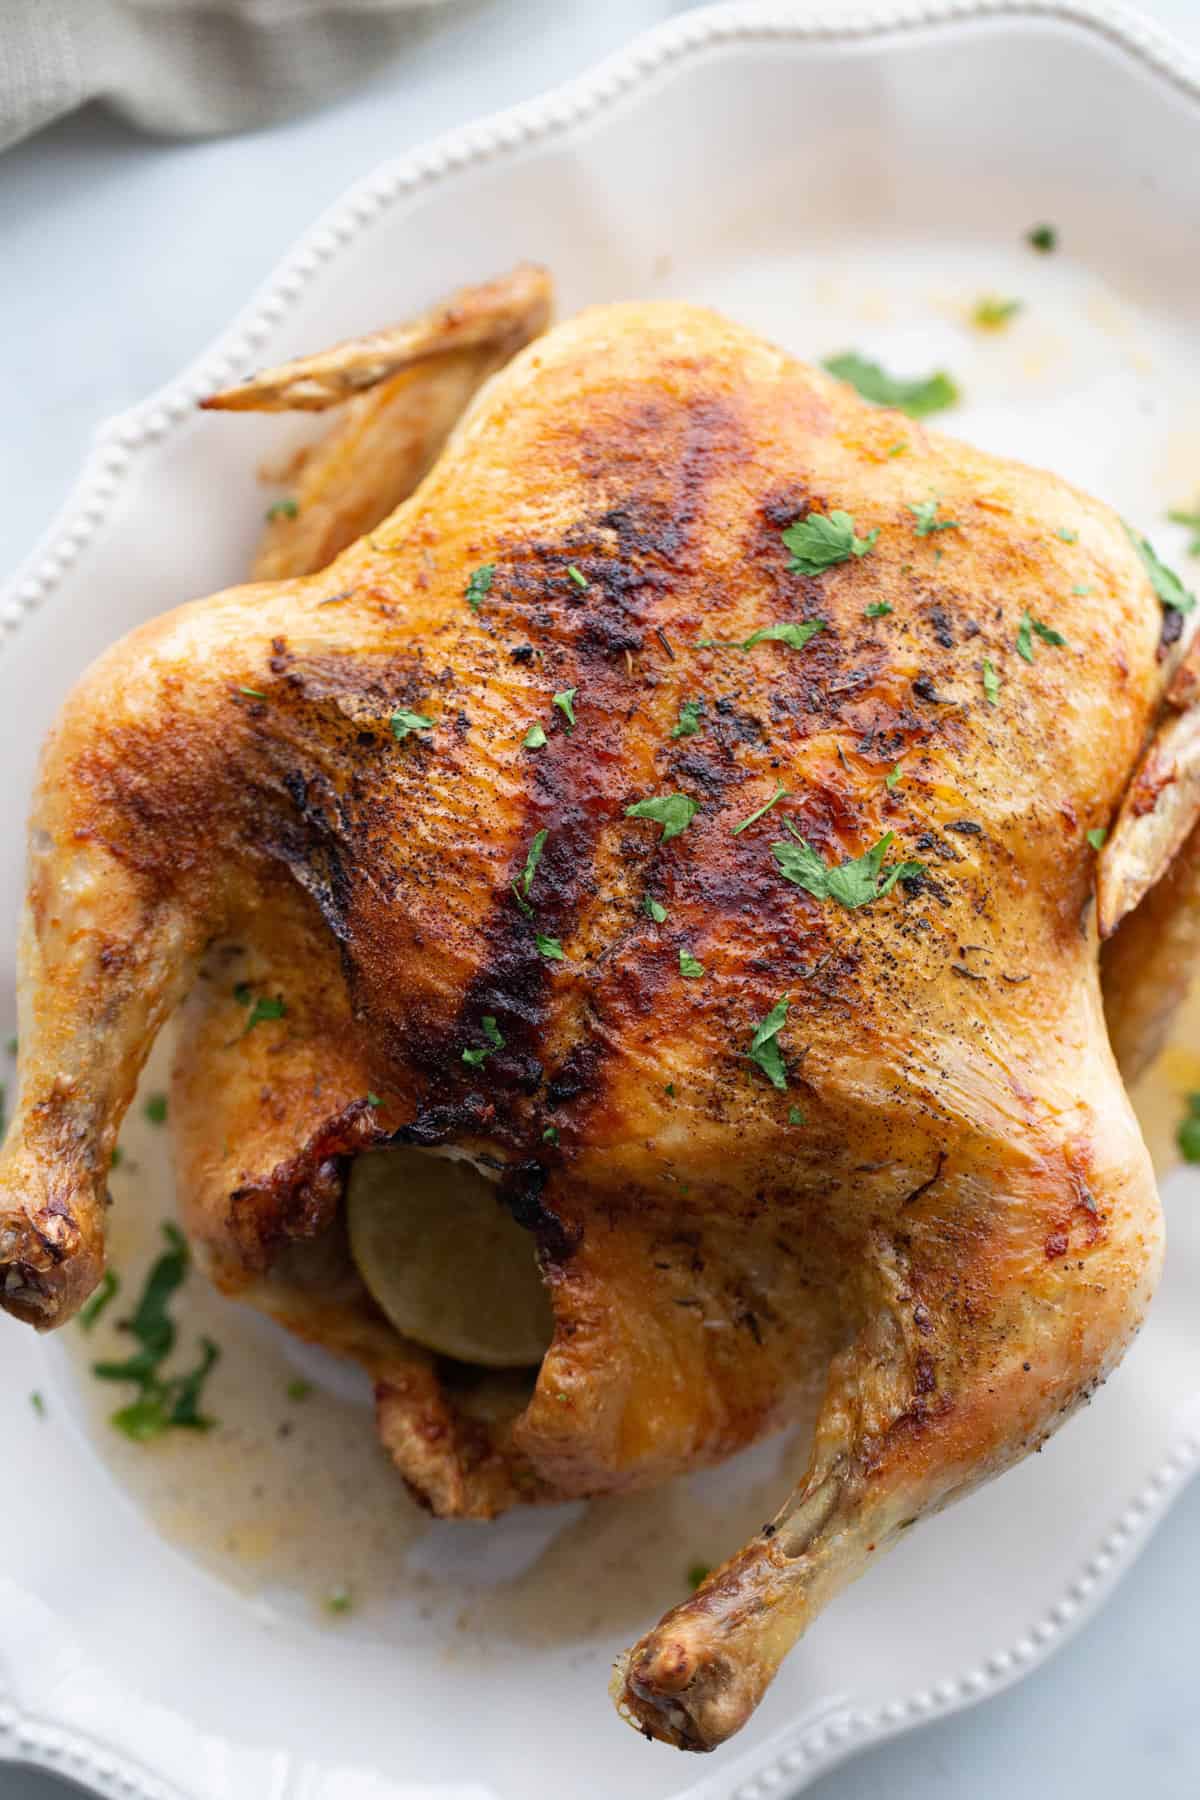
<box><xmin>4</xmin><ymin>4</ymin><xmax>1200</xmax><ymax>1797</ymax></box>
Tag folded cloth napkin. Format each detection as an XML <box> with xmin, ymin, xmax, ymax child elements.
<box><xmin>1</xmin><ymin>0</ymin><xmax>455</xmax><ymax>150</ymax></box>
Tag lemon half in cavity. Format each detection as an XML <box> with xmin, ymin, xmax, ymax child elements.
<box><xmin>347</xmin><ymin>1147</ymin><xmax>554</xmax><ymax>1368</ymax></box>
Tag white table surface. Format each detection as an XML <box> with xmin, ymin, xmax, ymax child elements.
<box><xmin>2</xmin><ymin>1</ymin><xmax>1200</xmax><ymax>1795</ymax></box>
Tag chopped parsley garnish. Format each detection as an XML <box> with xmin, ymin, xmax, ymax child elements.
<box><xmin>1087</xmin><ymin>827</ymin><xmax>1108</xmax><ymax>851</ymax></box>
<box><xmin>110</xmin><ymin>1147</ymin><xmax>123</xmax><ymax>1170</ymax></box>
<box><xmin>523</xmin><ymin>723</ymin><xmax>547</xmax><ymax>750</ymax></box>
<box><xmin>687</xmin><ymin>1562</ymin><xmax>712</xmax><ymax>1591</ymax></box>
<box><xmin>79</xmin><ymin>1268</ymin><xmax>120</xmax><ymax>1332</ymax></box>
<box><xmin>982</xmin><ymin>658</ymin><xmax>1001</xmax><ymax>706</ymax></box>
<box><xmin>1126</xmin><ymin>524</ymin><xmax>1196</xmax><ymax>614</ymax></box>
<box><xmin>465</xmin><ymin>564</ymin><xmax>495</xmax><ymax>613</ymax></box>
<box><xmin>782</xmin><ymin>510</ymin><xmax>877</xmax><ymax>575</ymax></box>
<box><xmin>463</xmin><ymin>1016</ymin><xmax>504</xmax><ymax>1068</ymax></box>
<box><xmin>144</xmin><ymin>1093</ymin><xmax>168</xmax><ymax>1126</ymax></box>
<box><xmin>671</xmin><ymin>699</ymin><xmax>703</xmax><ymax>738</ymax></box>
<box><xmin>743</xmin><ymin>620</ymin><xmax>825</xmax><ymax>650</ymax></box>
<box><xmin>823</xmin><ymin>352</ymin><xmax>959</xmax><ymax>418</ymax></box>
<box><xmin>746</xmin><ymin>995</ymin><xmax>790</xmax><ymax>1090</ymax></box>
<box><xmin>1072</xmin><ymin>583</ymin><xmax>1093</xmax><ymax>596</ymax></box>
<box><xmin>643</xmin><ymin>895</ymin><xmax>667</xmax><ymax>923</ymax></box>
<box><xmin>288</xmin><ymin>1378</ymin><xmax>314</xmax><ymax>1402</ymax></box>
<box><xmin>972</xmin><ymin>296</ymin><xmax>1022</xmax><ymax>330</ymax></box>
<box><xmin>325</xmin><ymin>1587</ymin><xmax>353</xmax><ymax>1616</ymax></box>
<box><xmin>553</xmin><ymin>687</ymin><xmax>577</xmax><ymax>731</ymax></box>
<box><xmin>773</xmin><ymin>829</ymin><xmax>923</xmax><ymax>909</ymax></box>
<box><xmin>30</xmin><ymin>1390</ymin><xmax>45</xmax><ymax>1418</ymax></box>
<box><xmin>731</xmin><ymin>781</ymin><xmax>789</xmax><ymax>837</ymax></box>
<box><xmin>1016</xmin><ymin>611</ymin><xmax>1068</xmax><ymax>661</ymax></box>
<box><xmin>1056</xmin><ymin>527</ymin><xmax>1078</xmax><ymax>543</ymax></box>
<box><xmin>390</xmin><ymin>709</ymin><xmax>434</xmax><ymax>742</ymax></box>
<box><xmin>566</xmin><ymin>564</ymin><xmax>588</xmax><ymax>590</ymax></box>
<box><xmin>517</xmin><ymin>827</ymin><xmax>548</xmax><ymax>900</ymax></box>
<box><xmin>910</xmin><ymin>499</ymin><xmax>960</xmax><ymax>537</ymax></box>
<box><xmin>542</xmin><ymin>1126</ymin><xmax>559</xmax><ymax>1145</ymax></box>
<box><xmin>885</xmin><ymin>764</ymin><xmax>902</xmax><ymax>791</ymax></box>
<box><xmin>535</xmin><ymin>933</ymin><xmax>565</xmax><ymax>961</ymax></box>
<box><xmin>887</xmin><ymin>442</ymin><xmax>908</xmax><ymax>458</ymax></box>
<box><xmin>679</xmin><ymin>950</ymin><xmax>706</xmax><ymax>979</ymax></box>
<box><xmin>139</xmin><ymin>1337</ymin><xmax>219</xmax><ymax>1437</ymax></box>
<box><xmin>1028</xmin><ymin>224</ymin><xmax>1057</xmax><ymax>253</ymax></box>
<box><xmin>788</xmin><ymin>1105</ymin><xmax>806</xmax><ymax>1126</ymax></box>
<box><xmin>1178</xmin><ymin>1093</ymin><xmax>1200</xmax><ymax>1163</ymax></box>
<box><xmin>1168</xmin><ymin>507</ymin><xmax>1200</xmax><ymax>556</ymax></box>
<box><xmin>698</xmin><ymin>621</ymin><xmax>825</xmax><ymax>652</ymax></box>
<box><xmin>1014</xmin><ymin>616</ymin><xmax>1038</xmax><ymax>662</ymax></box>
<box><xmin>366</xmin><ymin>1092</ymin><xmax>384</xmax><ymax>1107</ymax></box>
<box><xmin>243</xmin><ymin>994</ymin><xmax>287</xmax><ymax>1035</ymax></box>
<box><xmin>625</xmin><ymin>793</ymin><xmax>698</xmax><ymax>843</ymax></box>
<box><xmin>864</xmin><ymin>600</ymin><xmax>893</xmax><ymax>618</ymax></box>
<box><xmin>266</xmin><ymin>498</ymin><xmax>298</xmax><ymax>522</ymax></box>
<box><xmin>92</xmin><ymin>1222</ymin><xmax>220</xmax><ymax>1441</ymax></box>
<box><xmin>237</xmin><ymin>685</ymin><xmax>266</xmax><ymax>699</ymax></box>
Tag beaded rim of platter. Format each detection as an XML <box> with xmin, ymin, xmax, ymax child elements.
<box><xmin>3</xmin><ymin>3</ymin><xmax>1200</xmax><ymax>1796</ymax></box>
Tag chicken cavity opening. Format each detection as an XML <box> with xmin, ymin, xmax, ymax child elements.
<box><xmin>344</xmin><ymin>1144</ymin><xmax>554</xmax><ymax>1379</ymax></box>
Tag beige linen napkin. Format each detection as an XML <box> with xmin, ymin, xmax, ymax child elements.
<box><xmin>0</xmin><ymin>0</ymin><xmax>456</xmax><ymax>150</ymax></box>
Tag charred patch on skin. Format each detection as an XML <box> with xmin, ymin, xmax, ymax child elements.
<box><xmin>225</xmin><ymin>1097</ymin><xmax>383</xmax><ymax>1270</ymax></box>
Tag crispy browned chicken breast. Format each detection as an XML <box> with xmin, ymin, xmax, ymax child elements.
<box><xmin>3</xmin><ymin>277</ymin><xmax>1197</xmax><ymax>1751</ymax></box>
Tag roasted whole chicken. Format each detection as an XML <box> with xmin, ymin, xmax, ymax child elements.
<box><xmin>3</xmin><ymin>266</ymin><xmax>1199</xmax><ymax>1753</ymax></box>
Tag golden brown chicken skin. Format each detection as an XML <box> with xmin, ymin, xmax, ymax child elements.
<box><xmin>0</xmin><ymin>296</ymin><xmax>1186</xmax><ymax>1751</ymax></box>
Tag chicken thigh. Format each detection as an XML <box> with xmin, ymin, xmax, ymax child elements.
<box><xmin>1</xmin><ymin>283</ymin><xmax>1194</xmax><ymax>1751</ymax></box>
